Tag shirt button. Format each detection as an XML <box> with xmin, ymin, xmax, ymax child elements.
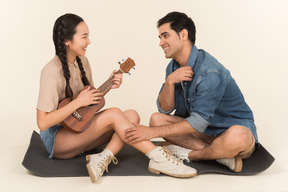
<box><xmin>184</xmin><ymin>83</ymin><xmax>187</xmax><ymax>85</ymax></box>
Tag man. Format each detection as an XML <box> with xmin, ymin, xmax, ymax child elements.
<box><xmin>125</xmin><ymin>11</ymin><xmax>258</xmax><ymax>172</ymax></box>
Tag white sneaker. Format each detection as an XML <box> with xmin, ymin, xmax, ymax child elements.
<box><xmin>216</xmin><ymin>155</ymin><xmax>242</xmax><ymax>172</ymax></box>
<box><xmin>86</xmin><ymin>149</ymin><xmax>118</xmax><ymax>183</ymax></box>
<box><xmin>163</xmin><ymin>145</ymin><xmax>192</xmax><ymax>163</ymax></box>
<box><xmin>146</xmin><ymin>146</ymin><xmax>197</xmax><ymax>178</ymax></box>
<box><xmin>160</xmin><ymin>143</ymin><xmax>243</xmax><ymax>173</ymax></box>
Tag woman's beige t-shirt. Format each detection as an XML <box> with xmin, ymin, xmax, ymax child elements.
<box><xmin>37</xmin><ymin>55</ymin><xmax>94</xmax><ymax>113</ymax></box>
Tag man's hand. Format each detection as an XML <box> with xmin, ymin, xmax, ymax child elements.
<box><xmin>167</xmin><ymin>66</ymin><xmax>193</xmax><ymax>84</ymax></box>
<box><xmin>124</xmin><ymin>124</ymin><xmax>154</xmax><ymax>144</ymax></box>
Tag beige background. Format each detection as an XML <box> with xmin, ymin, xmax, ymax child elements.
<box><xmin>0</xmin><ymin>0</ymin><xmax>287</xmax><ymax>191</ymax></box>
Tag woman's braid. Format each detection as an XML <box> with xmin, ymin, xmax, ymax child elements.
<box><xmin>57</xmin><ymin>22</ymin><xmax>73</xmax><ymax>98</ymax></box>
<box><xmin>53</xmin><ymin>14</ymin><xmax>89</xmax><ymax>98</ymax></box>
<box><xmin>76</xmin><ymin>56</ymin><xmax>90</xmax><ymax>86</ymax></box>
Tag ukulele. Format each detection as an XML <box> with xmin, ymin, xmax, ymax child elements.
<box><xmin>58</xmin><ymin>57</ymin><xmax>136</xmax><ymax>133</ymax></box>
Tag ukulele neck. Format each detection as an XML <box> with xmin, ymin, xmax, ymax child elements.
<box><xmin>97</xmin><ymin>69</ymin><xmax>123</xmax><ymax>95</ymax></box>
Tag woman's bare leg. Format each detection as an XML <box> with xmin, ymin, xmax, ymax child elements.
<box><xmin>105</xmin><ymin>109</ymin><xmax>140</xmax><ymax>155</ymax></box>
<box><xmin>54</xmin><ymin>108</ymin><xmax>154</xmax><ymax>159</ymax></box>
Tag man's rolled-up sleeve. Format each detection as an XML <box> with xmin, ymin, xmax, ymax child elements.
<box><xmin>186</xmin><ymin>72</ymin><xmax>227</xmax><ymax>133</ymax></box>
<box><xmin>186</xmin><ymin>112</ymin><xmax>209</xmax><ymax>133</ymax></box>
<box><xmin>156</xmin><ymin>98</ymin><xmax>175</xmax><ymax>114</ymax></box>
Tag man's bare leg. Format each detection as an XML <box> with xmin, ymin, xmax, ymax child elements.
<box><xmin>149</xmin><ymin>112</ymin><xmax>255</xmax><ymax>160</ymax></box>
<box><xmin>188</xmin><ymin>125</ymin><xmax>255</xmax><ymax>160</ymax></box>
<box><xmin>149</xmin><ymin>112</ymin><xmax>210</xmax><ymax>150</ymax></box>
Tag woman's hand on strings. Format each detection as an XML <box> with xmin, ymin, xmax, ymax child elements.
<box><xmin>75</xmin><ymin>86</ymin><xmax>103</xmax><ymax>107</ymax></box>
<box><xmin>110</xmin><ymin>70</ymin><xmax>123</xmax><ymax>89</ymax></box>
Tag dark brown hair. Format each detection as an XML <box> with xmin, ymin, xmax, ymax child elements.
<box><xmin>53</xmin><ymin>13</ymin><xmax>90</xmax><ymax>98</ymax></box>
<box><xmin>157</xmin><ymin>11</ymin><xmax>196</xmax><ymax>44</ymax></box>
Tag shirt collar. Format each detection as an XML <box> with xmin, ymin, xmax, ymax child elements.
<box><xmin>187</xmin><ymin>45</ymin><xmax>198</xmax><ymax>69</ymax></box>
<box><xmin>172</xmin><ymin>45</ymin><xmax>198</xmax><ymax>70</ymax></box>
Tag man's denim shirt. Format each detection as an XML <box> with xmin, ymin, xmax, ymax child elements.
<box><xmin>157</xmin><ymin>45</ymin><xmax>258</xmax><ymax>142</ymax></box>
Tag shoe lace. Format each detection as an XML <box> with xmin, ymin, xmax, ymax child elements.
<box><xmin>98</xmin><ymin>155</ymin><xmax>118</xmax><ymax>174</ymax></box>
<box><xmin>170</xmin><ymin>148</ymin><xmax>190</xmax><ymax>162</ymax></box>
<box><xmin>162</xmin><ymin>147</ymin><xmax>182</xmax><ymax>165</ymax></box>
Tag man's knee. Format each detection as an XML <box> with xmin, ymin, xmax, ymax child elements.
<box><xmin>149</xmin><ymin>112</ymin><xmax>165</xmax><ymax>126</ymax></box>
<box><xmin>228</xmin><ymin>126</ymin><xmax>256</xmax><ymax>158</ymax></box>
<box><xmin>150</xmin><ymin>112</ymin><xmax>186</xmax><ymax>127</ymax></box>
<box><xmin>223</xmin><ymin>125</ymin><xmax>255</xmax><ymax>152</ymax></box>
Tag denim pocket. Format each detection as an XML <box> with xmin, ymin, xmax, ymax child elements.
<box><xmin>40</xmin><ymin>124</ymin><xmax>62</xmax><ymax>158</ymax></box>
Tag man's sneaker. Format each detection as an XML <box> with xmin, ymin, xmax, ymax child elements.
<box><xmin>160</xmin><ymin>142</ymin><xmax>243</xmax><ymax>172</ymax></box>
<box><xmin>86</xmin><ymin>149</ymin><xmax>118</xmax><ymax>183</ymax></box>
<box><xmin>162</xmin><ymin>144</ymin><xmax>192</xmax><ymax>163</ymax></box>
<box><xmin>216</xmin><ymin>155</ymin><xmax>242</xmax><ymax>172</ymax></box>
<box><xmin>146</xmin><ymin>146</ymin><xmax>197</xmax><ymax>178</ymax></box>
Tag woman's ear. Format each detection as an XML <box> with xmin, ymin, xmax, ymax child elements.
<box><xmin>65</xmin><ymin>40</ymin><xmax>69</xmax><ymax>47</ymax></box>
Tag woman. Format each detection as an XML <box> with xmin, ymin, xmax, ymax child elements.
<box><xmin>37</xmin><ymin>13</ymin><xmax>197</xmax><ymax>183</ymax></box>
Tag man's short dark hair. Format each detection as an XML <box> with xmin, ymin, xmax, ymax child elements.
<box><xmin>157</xmin><ymin>12</ymin><xmax>196</xmax><ymax>44</ymax></box>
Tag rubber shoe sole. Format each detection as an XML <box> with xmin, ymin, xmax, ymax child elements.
<box><xmin>86</xmin><ymin>155</ymin><xmax>91</xmax><ymax>163</ymax></box>
<box><xmin>86</xmin><ymin>163</ymin><xmax>96</xmax><ymax>183</ymax></box>
<box><xmin>148</xmin><ymin>167</ymin><xmax>197</xmax><ymax>178</ymax></box>
<box><xmin>234</xmin><ymin>155</ymin><xmax>243</xmax><ymax>172</ymax></box>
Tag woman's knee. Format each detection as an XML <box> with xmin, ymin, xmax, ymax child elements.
<box><xmin>99</xmin><ymin>107</ymin><xmax>124</xmax><ymax>122</ymax></box>
<box><xmin>123</xmin><ymin>109</ymin><xmax>140</xmax><ymax>124</ymax></box>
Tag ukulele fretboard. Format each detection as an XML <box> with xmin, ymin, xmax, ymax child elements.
<box><xmin>97</xmin><ymin>69</ymin><xmax>123</xmax><ymax>95</ymax></box>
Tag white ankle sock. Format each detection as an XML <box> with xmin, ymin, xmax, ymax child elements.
<box><xmin>145</xmin><ymin>146</ymin><xmax>160</xmax><ymax>159</ymax></box>
<box><xmin>103</xmin><ymin>148</ymin><xmax>114</xmax><ymax>156</ymax></box>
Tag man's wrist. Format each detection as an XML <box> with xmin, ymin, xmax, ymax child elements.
<box><xmin>150</xmin><ymin>126</ymin><xmax>159</xmax><ymax>139</ymax></box>
<box><xmin>166</xmin><ymin>77</ymin><xmax>174</xmax><ymax>86</ymax></box>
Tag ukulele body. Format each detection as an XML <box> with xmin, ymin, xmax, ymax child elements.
<box><xmin>57</xmin><ymin>57</ymin><xmax>135</xmax><ymax>133</ymax></box>
<box><xmin>58</xmin><ymin>86</ymin><xmax>105</xmax><ymax>133</ymax></box>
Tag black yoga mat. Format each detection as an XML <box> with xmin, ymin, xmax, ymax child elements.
<box><xmin>22</xmin><ymin>131</ymin><xmax>275</xmax><ymax>177</ymax></box>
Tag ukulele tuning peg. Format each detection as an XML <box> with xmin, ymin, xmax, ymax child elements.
<box><xmin>128</xmin><ymin>72</ymin><xmax>132</xmax><ymax>75</ymax></box>
<box><xmin>131</xmin><ymin>67</ymin><xmax>135</xmax><ymax>71</ymax></box>
<box><xmin>122</xmin><ymin>58</ymin><xmax>127</xmax><ymax>62</ymax></box>
<box><xmin>118</xmin><ymin>61</ymin><xmax>121</xmax><ymax>65</ymax></box>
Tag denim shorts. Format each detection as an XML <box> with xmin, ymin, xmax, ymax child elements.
<box><xmin>40</xmin><ymin>124</ymin><xmax>62</xmax><ymax>158</ymax></box>
<box><xmin>204</xmin><ymin>119</ymin><xmax>258</xmax><ymax>143</ymax></box>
